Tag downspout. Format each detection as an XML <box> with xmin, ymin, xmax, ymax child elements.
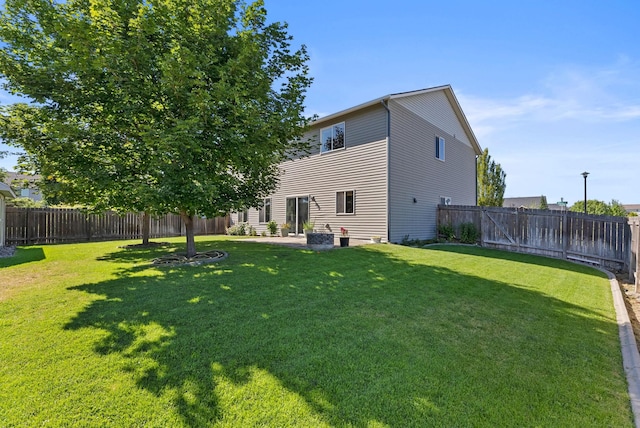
<box><xmin>475</xmin><ymin>154</ymin><xmax>479</xmax><ymax>205</ymax></box>
<box><xmin>381</xmin><ymin>99</ymin><xmax>391</xmax><ymax>242</ymax></box>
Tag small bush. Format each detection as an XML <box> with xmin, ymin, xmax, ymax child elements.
<box><xmin>437</xmin><ymin>223</ymin><xmax>456</xmax><ymax>241</ymax></box>
<box><xmin>226</xmin><ymin>223</ymin><xmax>248</xmax><ymax>236</ymax></box>
<box><xmin>399</xmin><ymin>235</ymin><xmax>437</xmax><ymax>247</ymax></box>
<box><xmin>267</xmin><ymin>220</ymin><xmax>278</xmax><ymax>236</ymax></box>
<box><xmin>460</xmin><ymin>222</ymin><xmax>479</xmax><ymax>244</ymax></box>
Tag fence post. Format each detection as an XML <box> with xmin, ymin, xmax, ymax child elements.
<box><xmin>636</xmin><ymin>219</ymin><xmax>640</xmax><ymax>292</ymax></box>
<box><xmin>562</xmin><ymin>209</ymin><xmax>568</xmax><ymax>260</ymax></box>
<box><xmin>26</xmin><ymin>208</ymin><xmax>31</xmax><ymax>244</ymax></box>
<box><xmin>515</xmin><ymin>209</ymin><xmax>520</xmax><ymax>251</ymax></box>
<box><xmin>630</xmin><ymin>217</ymin><xmax>640</xmax><ymax>292</ymax></box>
<box><xmin>480</xmin><ymin>207</ymin><xmax>486</xmax><ymax>248</ymax></box>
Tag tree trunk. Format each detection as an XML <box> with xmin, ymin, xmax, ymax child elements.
<box><xmin>180</xmin><ymin>211</ymin><xmax>197</xmax><ymax>258</ymax></box>
<box><xmin>142</xmin><ymin>211</ymin><xmax>150</xmax><ymax>245</ymax></box>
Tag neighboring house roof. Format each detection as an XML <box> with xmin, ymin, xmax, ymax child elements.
<box><xmin>3</xmin><ymin>171</ymin><xmax>43</xmax><ymax>201</ymax></box>
<box><xmin>0</xmin><ymin>182</ymin><xmax>16</xmax><ymax>199</ymax></box>
<box><xmin>624</xmin><ymin>204</ymin><xmax>640</xmax><ymax>213</ymax></box>
<box><xmin>312</xmin><ymin>84</ymin><xmax>482</xmax><ymax>156</ymax></box>
<box><xmin>3</xmin><ymin>171</ymin><xmax>41</xmax><ymax>186</ymax></box>
<box><xmin>503</xmin><ymin>196</ymin><xmax>547</xmax><ymax>209</ymax></box>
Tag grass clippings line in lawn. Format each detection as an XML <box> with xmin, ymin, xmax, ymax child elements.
<box><xmin>0</xmin><ymin>237</ymin><xmax>634</xmax><ymax>427</ymax></box>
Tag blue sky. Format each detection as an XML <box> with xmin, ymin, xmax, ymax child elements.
<box><xmin>2</xmin><ymin>0</ymin><xmax>639</xmax><ymax>205</ymax></box>
<box><xmin>263</xmin><ymin>0</ymin><xmax>640</xmax><ymax>205</ymax></box>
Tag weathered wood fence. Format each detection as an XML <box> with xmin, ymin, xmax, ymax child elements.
<box><xmin>438</xmin><ymin>205</ymin><xmax>639</xmax><ymax>286</ymax></box>
<box><xmin>630</xmin><ymin>217</ymin><xmax>640</xmax><ymax>288</ymax></box>
<box><xmin>5</xmin><ymin>207</ymin><xmax>229</xmax><ymax>245</ymax></box>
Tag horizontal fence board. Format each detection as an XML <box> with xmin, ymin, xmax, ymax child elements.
<box><xmin>439</xmin><ymin>205</ymin><xmax>635</xmax><ymax>277</ymax></box>
<box><xmin>5</xmin><ymin>208</ymin><xmax>229</xmax><ymax>245</ymax></box>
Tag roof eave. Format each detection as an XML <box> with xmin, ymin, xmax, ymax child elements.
<box><xmin>310</xmin><ymin>85</ymin><xmax>482</xmax><ymax>155</ymax></box>
<box><xmin>311</xmin><ymin>95</ymin><xmax>391</xmax><ymax>127</ymax></box>
<box><xmin>0</xmin><ymin>183</ymin><xmax>16</xmax><ymax>199</ymax></box>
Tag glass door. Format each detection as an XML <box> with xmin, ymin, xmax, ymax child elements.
<box><xmin>285</xmin><ymin>196</ymin><xmax>309</xmax><ymax>235</ymax></box>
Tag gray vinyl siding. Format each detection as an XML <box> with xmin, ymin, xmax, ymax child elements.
<box><xmin>239</xmin><ymin>105</ymin><xmax>389</xmax><ymax>240</ymax></box>
<box><xmin>388</xmin><ymin>97</ymin><xmax>477</xmax><ymax>243</ymax></box>
<box><xmin>235</xmin><ymin>87</ymin><xmax>479</xmax><ymax>243</ymax></box>
<box><xmin>394</xmin><ymin>90</ymin><xmax>474</xmax><ymax>149</ymax></box>
<box><xmin>0</xmin><ymin>195</ymin><xmax>5</xmax><ymax>247</ymax></box>
<box><xmin>307</xmin><ymin>104</ymin><xmax>387</xmax><ymax>154</ymax></box>
<box><xmin>247</xmin><ymin>138</ymin><xmax>388</xmax><ymax>240</ymax></box>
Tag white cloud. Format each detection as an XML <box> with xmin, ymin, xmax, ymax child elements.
<box><xmin>457</xmin><ymin>59</ymin><xmax>640</xmax><ymax>204</ymax></box>
<box><xmin>459</xmin><ymin>60</ymin><xmax>640</xmax><ymax>138</ymax></box>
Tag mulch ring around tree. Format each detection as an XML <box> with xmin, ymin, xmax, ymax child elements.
<box><xmin>152</xmin><ymin>250</ymin><xmax>228</xmax><ymax>267</ymax></box>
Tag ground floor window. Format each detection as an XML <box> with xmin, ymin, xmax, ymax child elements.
<box><xmin>238</xmin><ymin>210</ymin><xmax>248</xmax><ymax>223</ymax></box>
<box><xmin>259</xmin><ymin>198</ymin><xmax>272</xmax><ymax>223</ymax></box>
<box><xmin>336</xmin><ymin>190</ymin><xmax>355</xmax><ymax>214</ymax></box>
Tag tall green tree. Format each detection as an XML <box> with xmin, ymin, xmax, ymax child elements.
<box><xmin>569</xmin><ymin>199</ymin><xmax>629</xmax><ymax>217</ymax></box>
<box><xmin>0</xmin><ymin>0</ymin><xmax>312</xmax><ymax>256</ymax></box>
<box><xmin>0</xmin><ymin>148</ymin><xmax>8</xmax><ymax>182</ymax></box>
<box><xmin>610</xmin><ymin>199</ymin><xmax>629</xmax><ymax>217</ymax></box>
<box><xmin>477</xmin><ymin>148</ymin><xmax>507</xmax><ymax>206</ymax></box>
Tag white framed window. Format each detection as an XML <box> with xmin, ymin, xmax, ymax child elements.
<box><xmin>336</xmin><ymin>190</ymin><xmax>355</xmax><ymax>214</ymax></box>
<box><xmin>238</xmin><ymin>210</ymin><xmax>248</xmax><ymax>223</ymax></box>
<box><xmin>440</xmin><ymin>196</ymin><xmax>452</xmax><ymax>206</ymax></box>
<box><xmin>321</xmin><ymin>122</ymin><xmax>345</xmax><ymax>153</ymax></box>
<box><xmin>258</xmin><ymin>198</ymin><xmax>271</xmax><ymax>223</ymax></box>
<box><xmin>436</xmin><ymin>136</ymin><xmax>445</xmax><ymax>161</ymax></box>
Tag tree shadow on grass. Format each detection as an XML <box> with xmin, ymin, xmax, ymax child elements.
<box><xmin>425</xmin><ymin>243</ymin><xmax>608</xmax><ymax>277</ymax></box>
<box><xmin>0</xmin><ymin>246</ymin><xmax>45</xmax><ymax>268</ymax></box>
<box><xmin>95</xmin><ymin>242</ymin><xmax>179</xmax><ymax>264</ymax></box>
<box><xmin>64</xmin><ymin>242</ymin><xmax>632</xmax><ymax>426</ymax></box>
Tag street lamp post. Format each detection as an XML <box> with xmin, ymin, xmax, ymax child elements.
<box><xmin>581</xmin><ymin>171</ymin><xmax>589</xmax><ymax>214</ymax></box>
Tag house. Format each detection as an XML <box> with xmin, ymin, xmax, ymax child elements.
<box><xmin>3</xmin><ymin>172</ymin><xmax>43</xmax><ymax>202</ymax></box>
<box><xmin>0</xmin><ymin>182</ymin><xmax>16</xmax><ymax>247</ymax></box>
<box><xmin>624</xmin><ymin>204</ymin><xmax>640</xmax><ymax>216</ymax></box>
<box><xmin>237</xmin><ymin>85</ymin><xmax>482</xmax><ymax>243</ymax></box>
<box><xmin>503</xmin><ymin>196</ymin><xmax>548</xmax><ymax>210</ymax></box>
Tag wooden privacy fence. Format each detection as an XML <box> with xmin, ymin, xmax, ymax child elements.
<box><xmin>5</xmin><ymin>207</ymin><xmax>229</xmax><ymax>245</ymax></box>
<box><xmin>630</xmin><ymin>216</ymin><xmax>640</xmax><ymax>288</ymax></box>
<box><xmin>438</xmin><ymin>205</ymin><xmax>639</xmax><ymax>286</ymax></box>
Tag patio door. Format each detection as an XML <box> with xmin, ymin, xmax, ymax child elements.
<box><xmin>285</xmin><ymin>196</ymin><xmax>309</xmax><ymax>235</ymax></box>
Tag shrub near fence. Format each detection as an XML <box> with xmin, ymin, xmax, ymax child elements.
<box><xmin>438</xmin><ymin>205</ymin><xmax>638</xmax><ymax>283</ymax></box>
<box><xmin>5</xmin><ymin>207</ymin><xmax>229</xmax><ymax>245</ymax></box>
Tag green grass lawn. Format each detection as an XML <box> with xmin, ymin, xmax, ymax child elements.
<box><xmin>0</xmin><ymin>237</ymin><xmax>633</xmax><ymax>427</ymax></box>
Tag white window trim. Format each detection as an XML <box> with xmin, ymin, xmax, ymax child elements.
<box><xmin>436</xmin><ymin>136</ymin><xmax>445</xmax><ymax>161</ymax></box>
<box><xmin>320</xmin><ymin>122</ymin><xmax>346</xmax><ymax>154</ymax></box>
<box><xmin>258</xmin><ymin>198</ymin><xmax>272</xmax><ymax>224</ymax></box>
<box><xmin>336</xmin><ymin>190</ymin><xmax>355</xmax><ymax>215</ymax></box>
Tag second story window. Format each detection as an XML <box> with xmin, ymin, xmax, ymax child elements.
<box><xmin>321</xmin><ymin>122</ymin><xmax>345</xmax><ymax>153</ymax></box>
<box><xmin>436</xmin><ymin>136</ymin><xmax>445</xmax><ymax>161</ymax></box>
